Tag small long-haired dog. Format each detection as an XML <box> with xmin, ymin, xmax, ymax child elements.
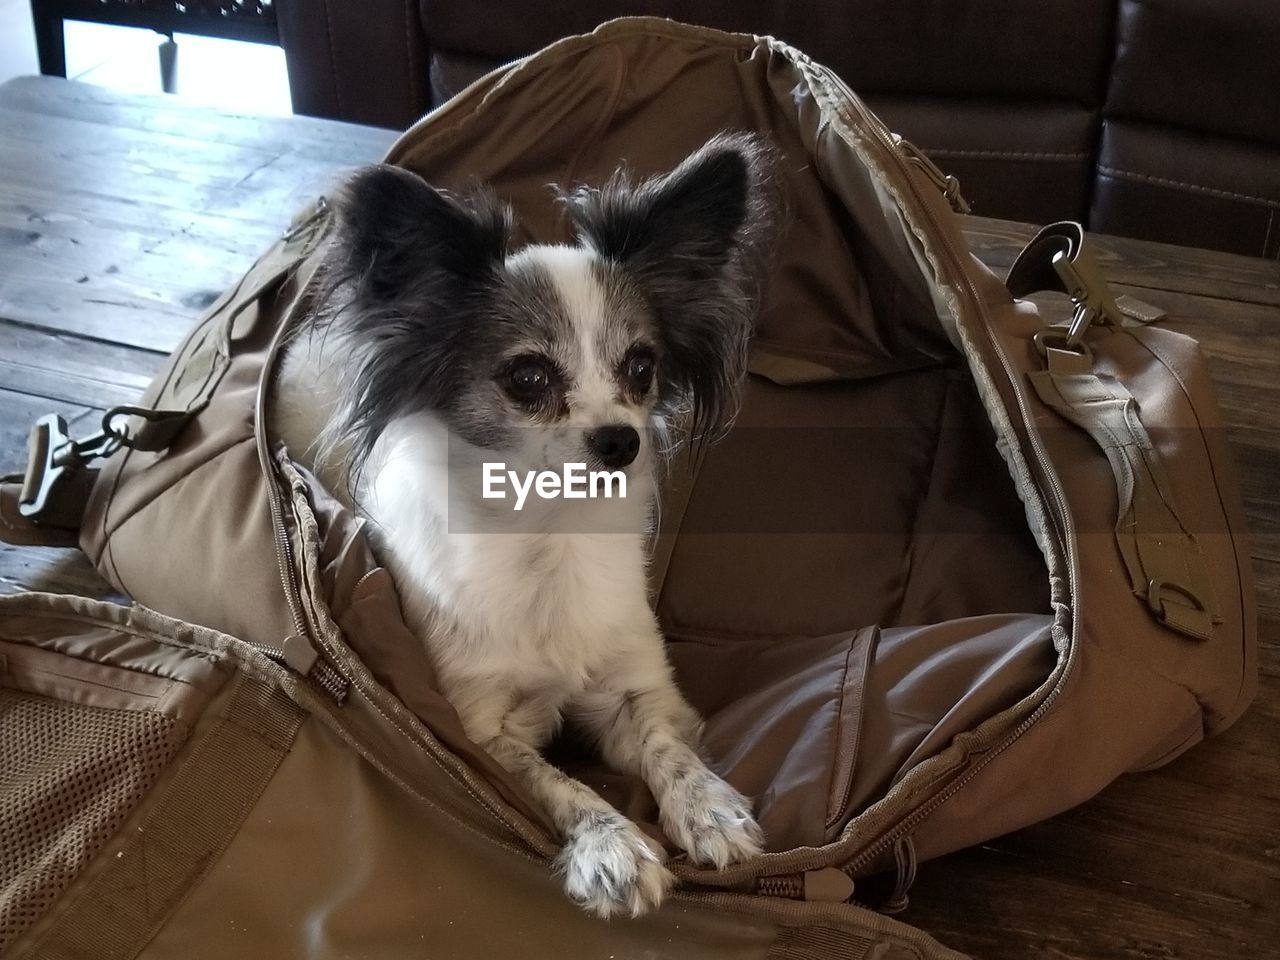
<box><xmin>273</xmin><ymin>133</ymin><xmax>776</xmax><ymax>918</ymax></box>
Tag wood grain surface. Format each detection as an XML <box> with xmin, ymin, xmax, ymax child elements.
<box><xmin>1</xmin><ymin>75</ymin><xmax>1276</xmax><ymax>960</ymax></box>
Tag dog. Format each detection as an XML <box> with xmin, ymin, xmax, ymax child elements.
<box><xmin>272</xmin><ymin>133</ymin><xmax>777</xmax><ymax>918</ymax></box>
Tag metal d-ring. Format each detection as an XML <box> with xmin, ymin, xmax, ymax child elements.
<box><xmin>1033</xmin><ymin>327</ymin><xmax>1094</xmax><ymax>363</ymax></box>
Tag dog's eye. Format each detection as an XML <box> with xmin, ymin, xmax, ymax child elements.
<box><xmin>622</xmin><ymin>351</ymin><xmax>655</xmax><ymax>393</ymax></box>
<box><xmin>504</xmin><ymin>360</ymin><xmax>552</xmax><ymax>402</ymax></box>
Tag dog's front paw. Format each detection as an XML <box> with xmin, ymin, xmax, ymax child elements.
<box><xmin>661</xmin><ymin>770</ymin><xmax>764</xmax><ymax>869</ymax></box>
<box><xmin>556</xmin><ymin>811</ymin><xmax>675</xmax><ymax>919</ymax></box>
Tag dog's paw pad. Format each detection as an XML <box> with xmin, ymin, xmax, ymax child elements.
<box><xmin>662</xmin><ymin>773</ymin><xmax>765</xmax><ymax>869</ymax></box>
<box><xmin>556</xmin><ymin>813</ymin><xmax>674</xmax><ymax>919</ymax></box>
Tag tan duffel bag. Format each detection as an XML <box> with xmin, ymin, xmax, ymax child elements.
<box><xmin>0</xmin><ymin>18</ymin><xmax>1256</xmax><ymax>959</ymax></box>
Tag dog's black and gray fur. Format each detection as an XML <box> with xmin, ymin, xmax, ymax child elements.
<box><xmin>273</xmin><ymin>133</ymin><xmax>779</xmax><ymax>918</ymax></box>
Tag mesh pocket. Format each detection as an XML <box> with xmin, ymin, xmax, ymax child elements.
<box><xmin>0</xmin><ymin>689</ymin><xmax>188</xmax><ymax>951</ymax></box>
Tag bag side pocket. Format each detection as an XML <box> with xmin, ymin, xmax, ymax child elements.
<box><xmin>0</xmin><ymin>598</ymin><xmax>303</xmax><ymax>959</ymax></box>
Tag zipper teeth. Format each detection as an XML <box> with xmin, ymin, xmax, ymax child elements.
<box><xmin>248</xmin><ymin>231</ymin><xmax>353</xmax><ymax>707</ymax></box>
<box><xmin>815</xmin><ymin>65</ymin><xmax>1079</xmax><ymax>876</ymax></box>
<box><xmin>265</xmin><ymin>475</ymin><xmax>313</xmax><ymax>644</ymax></box>
<box><xmin>278</xmin><ymin>460</ymin><xmax>540</xmax><ymax>838</ymax></box>
<box><xmin>310</xmin><ymin>657</ymin><xmax>351</xmax><ymax>703</ymax></box>
<box><xmin>245</xmin><ymin>640</ymin><xmax>286</xmax><ymax>662</ymax></box>
<box><xmin>265</xmin><ymin>473</ymin><xmax>353</xmax><ymax>703</ymax></box>
<box><xmin>757</xmin><ymin>874</ymin><xmax>804</xmax><ymax>899</ymax></box>
<box><xmin>258</xmin><ymin>303</ymin><xmax>545</xmax><ymax>848</ymax></box>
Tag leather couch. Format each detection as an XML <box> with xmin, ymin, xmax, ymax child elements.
<box><xmin>276</xmin><ymin>0</ymin><xmax>1280</xmax><ymax>258</ymax></box>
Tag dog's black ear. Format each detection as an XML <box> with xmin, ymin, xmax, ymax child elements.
<box><xmin>562</xmin><ymin>133</ymin><xmax>778</xmax><ymax>441</ymax></box>
<box><xmin>318</xmin><ymin>165</ymin><xmax>512</xmax><ymax>478</ymax></box>
<box><xmin>333</xmin><ymin>164</ymin><xmax>511</xmax><ymax>304</ymax></box>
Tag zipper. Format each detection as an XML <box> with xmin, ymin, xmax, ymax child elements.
<box><xmin>757</xmin><ymin>874</ymin><xmax>805</xmax><ymax>899</ymax></box>
<box><xmin>247</xmin><ymin>249</ymin><xmax>557</xmax><ymax>852</ymax></box>
<box><xmin>249</xmin><ymin>216</ymin><xmax>351</xmax><ymax>706</ymax></box>
<box><xmin>755</xmin><ymin>868</ymin><xmax>859</xmax><ymax>903</ymax></box>
<box><xmin>893</xmin><ymin>136</ymin><xmax>971</xmax><ymax>215</ymax></box>
<box><xmin>242</xmin><ymin>639</ymin><xmax>287</xmax><ymax>664</ymax></box>
<box><xmin>261</xmin><ymin>453</ymin><xmax>351</xmax><ymax>703</ymax></box>
<box><xmin>814</xmin><ymin>63</ymin><xmax>1080</xmax><ymax>880</ymax></box>
<box><xmin>201</xmin><ymin>622</ymin><xmax>348</xmax><ymax>698</ymax></box>
<box><xmin>238</xmin><ymin>634</ymin><xmax>347</xmax><ymax>703</ymax></box>
<box><xmin>736</xmin><ymin>61</ymin><xmax>1082</xmax><ymax>897</ymax></box>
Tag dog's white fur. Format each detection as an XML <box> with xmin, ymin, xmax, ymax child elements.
<box><xmin>276</xmin><ymin>242</ymin><xmax>764</xmax><ymax>918</ymax></box>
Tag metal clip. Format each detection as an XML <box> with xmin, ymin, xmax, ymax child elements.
<box><xmin>18</xmin><ymin>413</ymin><xmax>126</xmax><ymax>523</ymax></box>
<box><xmin>1032</xmin><ymin>327</ymin><xmax>1094</xmax><ymax>363</ymax></box>
<box><xmin>282</xmin><ymin>195</ymin><xmax>330</xmax><ymax>242</ymax></box>
<box><xmin>1050</xmin><ymin>249</ymin><xmax>1122</xmax><ymax>350</ymax></box>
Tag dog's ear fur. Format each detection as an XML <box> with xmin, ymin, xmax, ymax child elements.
<box><xmin>318</xmin><ymin>165</ymin><xmax>512</xmax><ymax>474</ymax></box>
<box><xmin>561</xmin><ymin>133</ymin><xmax>778</xmax><ymax>441</ymax></box>
<box><xmin>332</xmin><ymin>164</ymin><xmax>511</xmax><ymax>305</ymax></box>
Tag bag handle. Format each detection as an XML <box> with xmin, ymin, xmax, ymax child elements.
<box><xmin>1009</xmin><ymin>222</ymin><xmax>1216</xmax><ymax>640</ymax></box>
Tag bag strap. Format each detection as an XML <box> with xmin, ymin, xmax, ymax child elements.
<box><xmin>1009</xmin><ymin>222</ymin><xmax>1216</xmax><ymax>640</ymax></box>
<box><xmin>0</xmin><ymin>199</ymin><xmax>333</xmax><ymax>548</ymax></box>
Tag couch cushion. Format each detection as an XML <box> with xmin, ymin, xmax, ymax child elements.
<box><xmin>1096</xmin><ymin>0</ymin><xmax>1280</xmax><ymax>255</ymax></box>
<box><xmin>413</xmin><ymin>1</ymin><xmax>1280</xmax><ymax>255</ymax></box>
<box><xmin>1106</xmin><ymin>0</ymin><xmax>1280</xmax><ymax>146</ymax></box>
<box><xmin>1091</xmin><ymin>120</ymin><xmax>1280</xmax><ymax>258</ymax></box>
<box><xmin>420</xmin><ymin>0</ymin><xmax>1113</xmax><ymax>100</ymax></box>
<box><xmin>866</xmin><ymin>95</ymin><xmax>1097</xmax><ymax>225</ymax></box>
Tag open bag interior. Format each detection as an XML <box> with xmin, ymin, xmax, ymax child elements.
<box><xmin>282</xmin><ymin>31</ymin><xmax>1058</xmax><ymax>858</ymax></box>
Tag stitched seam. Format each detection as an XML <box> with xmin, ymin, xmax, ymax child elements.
<box><xmin>824</xmin><ymin>631</ymin><xmax>860</xmax><ymax>829</ymax></box>
<box><xmin>920</xmin><ymin>148</ymin><xmax>1089</xmax><ymax>161</ymax></box>
<box><xmin>1098</xmin><ymin>165</ymin><xmax>1280</xmax><ymax>209</ymax></box>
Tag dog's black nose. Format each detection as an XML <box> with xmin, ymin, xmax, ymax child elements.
<box><xmin>587</xmin><ymin>425</ymin><xmax>641</xmax><ymax>468</ymax></box>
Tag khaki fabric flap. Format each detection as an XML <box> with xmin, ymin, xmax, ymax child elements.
<box><xmin>145</xmin><ymin>199</ymin><xmax>331</xmax><ymax>422</ymax></box>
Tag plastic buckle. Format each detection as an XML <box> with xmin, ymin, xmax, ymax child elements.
<box><xmin>18</xmin><ymin>414</ymin><xmax>123</xmax><ymax>522</ymax></box>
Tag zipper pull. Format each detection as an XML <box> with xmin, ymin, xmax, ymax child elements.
<box><xmin>757</xmin><ymin>868</ymin><xmax>855</xmax><ymax>903</ymax></box>
<box><xmin>882</xmin><ymin>836</ymin><xmax>917</xmax><ymax>914</ymax></box>
<box><xmin>894</xmin><ymin>136</ymin><xmax>971</xmax><ymax>215</ymax></box>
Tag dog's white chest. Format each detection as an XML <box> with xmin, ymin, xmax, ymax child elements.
<box><xmin>450</xmin><ymin>531</ymin><xmax>648</xmax><ymax>679</ymax></box>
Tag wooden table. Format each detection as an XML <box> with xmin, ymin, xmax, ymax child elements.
<box><xmin>1</xmin><ymin>75</ymin><xmax>1277</xmax><ymax>960</ymax></box>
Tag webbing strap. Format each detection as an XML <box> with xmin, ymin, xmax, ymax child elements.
<box><xmin>11</xmin><ymin>674</ymin><xmax>305</xmax><ymax>959</ymax></box>
<box><xmin>1010</xmin><ymin>223</ymin><xmax>1213</xmax><ymax>640</ymax></box>
<box><xmin>1027</xmin><ymin>365</ymin><xmax>1215</xmax><ymax>640</ymax></box>
<box><xmin>767</xmin><ymin>924</ymin><xmax>880</xmax><ymax>960</ymax></box>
